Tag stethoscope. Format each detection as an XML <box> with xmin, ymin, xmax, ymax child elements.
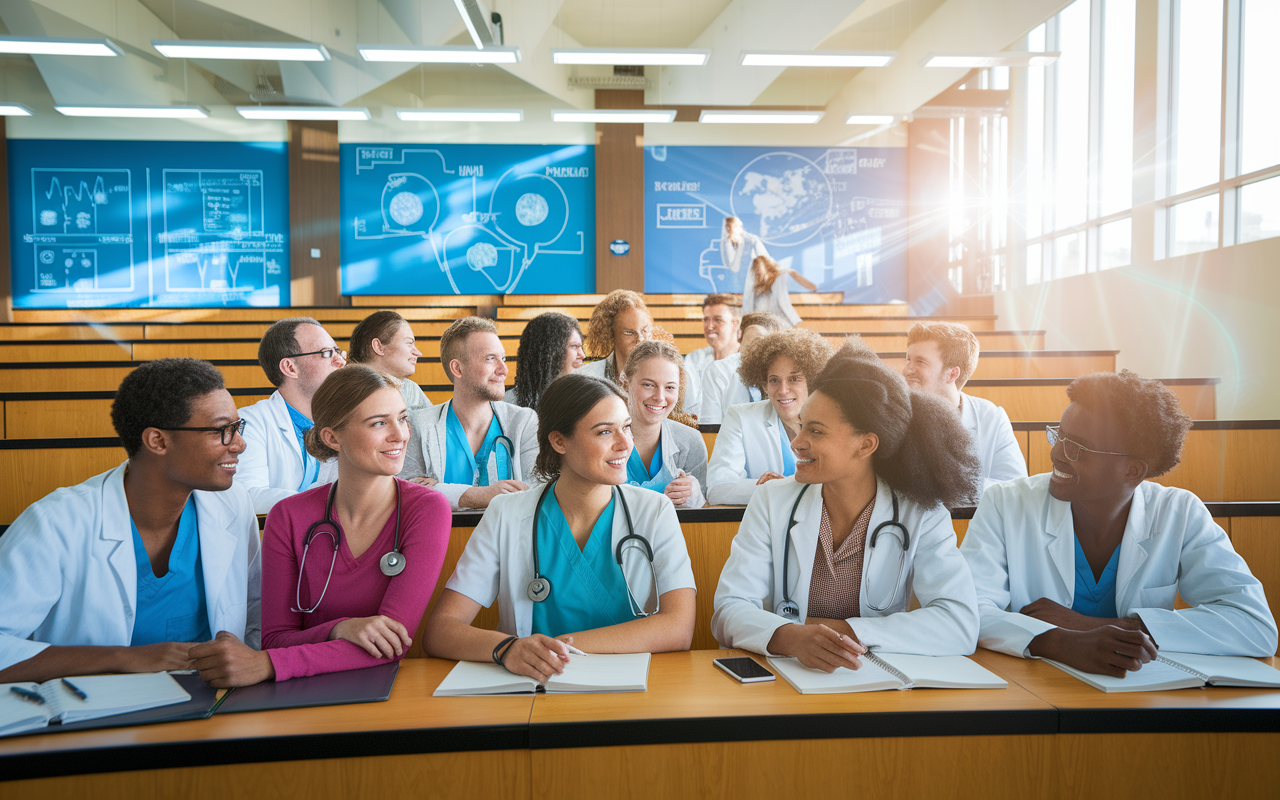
<box><xmin>774</xmin><ymin>483</ymin><xmax>911</xmax><ymax>620</ymax></box>
<box><xmin>482</xmin><ymin>401</ymin><xmax>516</xmax><ymax>484</ymax></box>
<box><xmin>292</xmin><ymin>479</ymin><xmax>405</xmax><ymax>614</ymax></box>
<box><xmin>526</xmin><ymin>482</ymin><xmax>660</xmax><ymax>618</ymax></box>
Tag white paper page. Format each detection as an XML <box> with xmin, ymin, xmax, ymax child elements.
<box><xmin>768</xmin><ymin>657</ymin><xmax>905</xmax><ymax>694</ymax></box>
<box><xmin>51</xmin><ymin>673</ymin><xmax>190</xmax><ymax>723</ymax></box>
<box><xmin>0</xmin><ymin>684</ymin><xmax>54</xmax><ymax>736</ymax></box>
<box><xmin>1046</xmin><ymin>659</ymin><xmax>1204</xmax><ymax>693</ymax></box>
<box><xmin>1162</xmin><ymin>652</ymin><xmax>1280</xmax><ymax>688</ymax></box>
<box><xmin>875</xmin><ymin>653</ymin><xmax>1008</xmax><ymax>689</ymax></box>
<box><xmin>433</xmin><ymin>661</ymin><xmax>540</xmax><ymax>697</ymax></box>
<box><xmin>545</xmin><ymin>653</ymin><xmax>651</xmax><ymax>693</ymax></box>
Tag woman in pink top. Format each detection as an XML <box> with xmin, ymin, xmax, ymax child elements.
<box><xmin>261</xmin><ymin>365</ymin><xmax>450</xmax><ymax>680</ymax></box>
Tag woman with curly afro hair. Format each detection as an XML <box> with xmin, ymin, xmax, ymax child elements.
<box><xmin>506</xmin><ymin>312</ymin><xmax>584</xmax><ymax>409</ymax></box>
<box><xmin>712</xmin><ymin>338</ymin><xmax>983</xmax><ymax>670</ymax></box>
<box><xmin>962</xmin><ymin>369</ymin><xmax>1277</xmax><ymax>676</ymax></box>
<box><xmin>577</xmin><ymin>290</ymin><xmax>652</xmax><ymax>386</ymax></box>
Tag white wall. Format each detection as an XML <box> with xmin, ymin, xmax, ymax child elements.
<box><xmin>993</xmin><ymin>236</ymin><xmax>1280</xmax><ymax>420</ymax></box>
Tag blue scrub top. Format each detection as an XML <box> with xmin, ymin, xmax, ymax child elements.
<box><xmin>285</xmin><ymin>400</ymin><xmax>319</xmax><ymax>491</ymax></box>
<box><xmin>626</xmin><ymin>434</ymin><xmax>671</xmax><ymax>492</ymax></box>
<box><xmin>445</xmin><ymin>405</ymin><xmax>510</xmax><ymax>486</ymax></box>
<box><xmin>530</xmin><ymin>487</ymin><xmax>634</xmax><ymax>638</ymax></box>
<box><xmin>778</xmin><ymin>416</ymin><xmax>796</xmax><ymax>477</ymax></box>
<box><xmin>130</xmin><ymin>497</ymin><xmax>211</xmax><ymax>645</ymax></box>
<box><xmin>1071</xmin><ymin>536</ymin><xmax>1121</xmax><ymax>619</ymax></box>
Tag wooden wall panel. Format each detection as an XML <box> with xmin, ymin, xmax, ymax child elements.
<box><xmin>594</xmin><ymin>90</ymin><xmax>645</xmax><ymax>293</ymax></box>
<box><xmin>0</xmin><ymin>117</ymin><xmax>11</xmax><ymax>324</ymax></box>
<box><xmin>1231</xmin><ymin>517</ymin><xmax>1280</xmax><ymax>654</ymax></box>
<box><xmin>288</xmin><ymin>121</ymin><xmax>343</xmax><ymax>307</ymax></box>
<box><xmin>0</xmin><ymin>447</ymin><xmax>124</xmax><ymax>524</ymax></box>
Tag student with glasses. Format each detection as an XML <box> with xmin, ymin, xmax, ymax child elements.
<box><xmin>961</xmin><ymin>371</ymin><xmax>1277</xmax><ymax>676</ymax></box>
<box><xmin>237</xmin><ymin>317</ymin><xmax>348</xmax><ymax>514</ymax></box>
<box><xmin>0</xmin><ymin>359</ymin><xmax>266</xmax><ymax>687</ymax></box>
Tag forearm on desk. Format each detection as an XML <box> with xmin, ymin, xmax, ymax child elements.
<box><xmin>562</xmin><ymin>588</ymin><xmax>696</xmax><ymax>653</ymax></box>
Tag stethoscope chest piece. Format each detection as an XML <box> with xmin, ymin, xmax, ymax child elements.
<box><xmin>774</xmin><ymin>599</ymin><xmax>800</xmax><ymax>620</ymax></box>
<box><xmin>380</xmin><ymin>551</ymin><xmax>406</xmax><ymax>577</ymax></box>
<box><xmin>528</xmin><ymin>577</ymin><xmax>552</xmax><ymax>603</ymax></box>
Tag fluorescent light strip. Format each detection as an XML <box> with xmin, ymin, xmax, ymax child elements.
<box><xmin>845</xmin><ymin>114</ymin><xmax>896</xmax><ymax>125</ymax></box>
<box><xmin>237</xmin><ymin>106</ymin><xmax>370</xmax><ymax>121</ymax></box>
<box><xmin>740</xmin><ymin>50</ymin><xmax>895</xmax><ymax>68</ymax></box>
<box><xmin>551</xmin><ymin>48</ymin><xmax>710</xmax><ymax>66</ymax></box>
<box><xmin>152</xmin><ymin>40</ymin><xmax>330</xmax><ymax>61</ymax></box>
<box><xmin>0</xmin><ymin>35</ymin><xmax>122</xmax><ymax>57</ymax></box>
<box><xmin>553</xmin><ymin>109</ymin><xmax>676</xmax><ymax>123</ymax></box>
<box><xmin>0</xmin><ymin>104</ymin><xmax>33</xmax><ymax>116</ymax></box>
<box><xmin>398</xmin><ymin>109</ymin><xmax>523</xmax><ymax>122</ymax></box>
<box><xmin>358</xmin><ymin>45</ymin><xmax>520</xmax><ymax>63</ymax></box>
<box><xmin>698</xmin><ymin>110</ymin><xmax>823</xmax><ymax>124</ymax></box>
<box><xmin>452</xmin><ymin>0</ymin><xmax>486</xmax><ymax>49</ymax></box>
<box><xmin>922</xmin><ymin>51</ymin><xmax>1061</xmax><ymax>68</ymax></box>
<box><xmin>56</xmin><ymin>105</ymin><xmax>208</xmax><ymax>119</ymax></box>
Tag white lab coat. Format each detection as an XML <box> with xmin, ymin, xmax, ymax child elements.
<box><xmin>959</xmin><ymin>474</ymin><xmax>1278</xmax><ymax>658</ymax></box>
<box><xmin>445</xmin><ymin>484</ymin><xmax>698</xmax><ymax>638</ymax></box>
<box><xmin>401</xmin><ymin>399</ymin><xmax>539</xmax><ymax>510</ymax></box>
<box><xmin>961</xmin><ymin>393</ymin><xmax>1027</xmax><ymax>492</ymax></box>
<box><xmin>706</xmin><ymin>400</ymin><xmax>791</xmax><ymax>505</ymax></box>
<box><xmin>720</xmin><ymin>231</ymin><xmax>768</xmax><ymax>278</ymax></box>
<box><xmin>699</xmin><ymin>353</ymin><xmax>757</xmax><ymax>425</ymax></box>
<box><xmin>712</xmin><ymin>476</ymin><xmax>979</xmax><ymax>656</ymax></box>
<box><xmin>236</xmin><ymin>391</ymin><xmax>335</xmax><ymax>515</ymax></box>
<box><xmin>630</xmin><ymin>419</ymin><xmax>708</xmax><ymax>509</ymax></box>
<box><xmin>682</xmin><ymin>346</ymin><xmax>714</xmax><ymax>419</ymax></box>
<box><xmin>576</xmin><ymin>355</ymin><xmax>614</xmax><ymax>383</ymax></box>
<box><xmin>0</xmin><ymin>462</ymin><xmax>262</xmax><ymax>671</ymax></box>
<box><xmin>741</xmin><ymin>268</ymin><xmax>802</xmax><ymax>327</ymax></box>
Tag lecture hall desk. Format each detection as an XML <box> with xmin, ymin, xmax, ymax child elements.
<box><xmin>4</xmin><ymin>651</ymin><xmax>1279</xmax><ymax>800</ymax></box>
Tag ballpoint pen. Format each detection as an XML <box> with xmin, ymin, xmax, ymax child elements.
<box><xmin>9</xmin><ymin>686</ymin><xmax>45</xmax><ymax>705</ymax></box>
<box><xmin>61</xmin><ymin>678</ymin><xmax>89</xmax><ymax>701</ymax></box>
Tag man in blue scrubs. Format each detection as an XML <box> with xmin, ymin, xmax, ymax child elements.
<box><xmin>0</xmin><ymin>359</ymin><xmax>267</xmax><ymax>687</ymax></box>
<box><xmin>401</xmin><ymin>317</ymin><xmax>539</xmax><ymax>509</ymax></box>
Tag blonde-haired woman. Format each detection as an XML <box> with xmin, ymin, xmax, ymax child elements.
<box><xmin>578</xmin><ymin>289</ymin><xmax>652</xmax><ymax>385</ymax></box>
<box><xmin>741</xmin><ymin>256</ymin><xmax>817</xmax><ymax>328</ymax></box>
<box><xmin>260</xmin><ymin>365</ymin><xmax>451</xmax><ymax>680</ymax></box>
<box><xmin>620</xmin><ymin>341</ymin><xmax>708</xmax><ymax>508</ymax></box>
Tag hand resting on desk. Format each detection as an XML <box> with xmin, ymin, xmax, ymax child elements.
<box><xmin>330</xmin><ymin>615</ymin><xmax>412</xmax><ymax>659</ymax></box>
<box><xmin>767</xmin><ymin>623</ymin><xmax>866</xmax><ymax>673</ymax></box>
<box><xmin>189</xmin><ymin>631</ymin><xmax>275</xmax><ymax>688</ymax></box>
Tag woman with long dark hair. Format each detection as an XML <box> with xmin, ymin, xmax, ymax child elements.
<box><xmin>506</xmin><ymin>311</ymin><xmax>584</xmax><ymax>409</ymax></box>
<box><xmin>712</xmin><ymin>338</ymin><xmax>981</xmax><ymax>671</ymax></box>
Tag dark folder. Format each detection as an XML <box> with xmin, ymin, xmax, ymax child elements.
<box><xmin>47</xmin><ymin>672</ymin><xmax>221</xmax><ymax>734</ymax></box>
<box><xmin>214</xmin><ymin>661</ymin><xmax>400</xmax><ymax>714</ymax></box>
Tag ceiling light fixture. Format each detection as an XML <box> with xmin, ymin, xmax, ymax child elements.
<box><xmin>551</xmin><ymin>48</ymin><xmax>710</xmax><ymax>66</ymax></box>
<box><xmin>698</xmin><ymin>110</ymin><xmax>824</xmax><ymax>124</ymax></box>
<box><xmin>56</xmin><ymin>105</ymin><xmax>209</xmax><ymax>118</ymax></box>
<box><xmin>845</xmin><ymin>114</ymin><xmax>897</xmax><ymax>125</ymax></box>
<box><xmin>552</xmin><ymin>109</ymin><xmax>677</xmax><ymax>123</ymax></box>
<box><xmin>739</xmin><ymin>50</ymin><xmax>896</xmax><ymax>68</ymax></box>
<box><xmin>152</xmin><ymin>40</ymin><xmax>330</xmax><ymax>61</ymax></box>
<box><xmin>0</xmin><ymin>103</ymin><xmax>33</xmax><ymax>116</ymax></box>
<box><xmin>0</xmin><ymin>35</ymin><xmax>122</xmax><ymax>57</ymax></box>
<box><xmin>398</xmin><ymin>109</ymin><xmax>523</xmax><ymax>122</ymax></box>
<box><xmin>357</xmin><ymin>44</ymin><xmax>520</xmax><ymax>63</ymax></box>
<box><xmin>921</xmin><ymin>51</ymin><xmax>1061</xmax><ymax>68</ymax></box>
<box><xmin>236</xmin><ymin>106</ymin><xmax>371</xmax><ymax>121</ymax></box>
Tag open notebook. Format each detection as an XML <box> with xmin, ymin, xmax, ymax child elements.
<box><xmin>434</xmin><ymin>653</ymin><xmax>651</xmax><ymax>696</ymax></box>
<box><xmin>1047</xmin><ymin>651</ymin><xmax>1280</xmax><ymax>693</ymax></box>
<box><xmin>1</xmin><ymin>673</ymin><xmax>190</xmax><ymax>737</ymax></box>
<box><xmin>768</xmin><ymin>652</ymin><xmax>1008</xmax><ymax>695</ymax></box>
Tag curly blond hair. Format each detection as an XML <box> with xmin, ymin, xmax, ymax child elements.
<box><xmin>738</xmin><ymin>328</ymin><xmax>835</xmax><ymax>393</ymax></box>
<box><xmin>584</xmin><ymin>290</ymin><xmax>648</xmax><ymax>358</ymax></box>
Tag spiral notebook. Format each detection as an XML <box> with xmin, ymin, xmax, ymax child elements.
<box><xmin>1</xmin><ymin>672</ymin><xmax>191</xmax><ymax>737</ymax></box>
<box><xmin>1046</xmin><ymin>652</ymin><xmax>1280</xmax><ymax>693</ymax></box>
<box><xmin>768</xmin><ymin>652</ymin><xmax>1008</xmax><ymax>695</ymax></box>
<box><xmin>434</xmin><ymin>653</ymin><xmax>651</xmax><ymax>696</ymax></box>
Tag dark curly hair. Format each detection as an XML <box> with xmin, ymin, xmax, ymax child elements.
<box><xmin>534</xmin><ymin>374</ymin><xmax>627</xmax><ymax>482</ymax></box>
<box><xmin>584</xmin><ymin>289</ymin><xmax>648</xmax><ymax>358</ymax></box>
<box><xmin>511</xmin><ymin>312</ymin><xmax>582</xmax><ymax>409</ymax></box>
<box><xmin>348</xmin><ymin>310</ymin><xmax>408</xmax><ymax>364</ymax></box>
<box><xmin>738</xmin><ymin>328</ymin><xmax>834</xmax><ymax>393</ymax></box>
<box><xmin>1066</xmin><ymin>370</ymin><xmax>1192</xmax><ymax>477</ymax></box>
<box><xmin>111</xmin><ymin>358</ymin><xmax>226</xmax><ymax>458</ymax></box>
<box><xmin>811</xmin><ymin>338</ymin><xmax>980</xmax><ymax>509</ymax></box>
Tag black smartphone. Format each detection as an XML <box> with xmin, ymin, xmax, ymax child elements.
<box><xmin>713</xmin><ymin>657</ymin><xmax>776</xmax><ymax>683</ymax></box>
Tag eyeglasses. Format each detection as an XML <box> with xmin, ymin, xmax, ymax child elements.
<box><xmin>159</xmin><ymin>419</ymin><xmax>246</xmax><ymax>446</ymax></box>
<box><xmin>285</xmin><ymin>348</ymin><xmax>347</xmax><ymax>361</ymax></box>
<box><xmin>1046</xmin><ymin>425</ymin><xmax>1131</xmax><ymax>462</ymax></box>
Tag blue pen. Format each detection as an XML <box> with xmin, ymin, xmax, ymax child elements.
<box><xmin>61</xmin><ymin>678</ymin><xmax>88</xmax><ymax>701</ymax></box>
<box><xmin>9</xmin><ymin>686</ymin><xmax>45</xmax><ymax>705</ymax></box>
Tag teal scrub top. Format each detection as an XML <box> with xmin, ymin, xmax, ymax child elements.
<box><xmin>1071</xmin><ymin>535</ymin><xmax>1121</xmax><ymax>619</ymax></box>
<box><xmin>626</xmin><ymin>435</ymin><xmax>673</xmax><ymax>492</ymax></box>
<box><xmin>530</xmin><ymin>487</ymin><xmax>634</xmax><ymax>638</ymax></box>
<box><xmin>445</xmin><ymin>404</ymin><xmax>510</xmax><ymax>486</ymax></box>
<box><xmin>285</xmin><ymin>400</ymin><xmax>319</xmax><ymax>491</ymax></box>
<box><xmin>778</xmin><ymin>416</ymin><xmax>796</xmax><ymax>477</ymax></box>
<box><xmin>130</xmin><ymin>497</ymin><xmax>211</xmax><ymax>645</ymax></box>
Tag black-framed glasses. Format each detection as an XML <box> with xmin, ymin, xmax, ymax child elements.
<box><xmin>159</xmin><ymin>419</ymin><xmax>246</xmax><ymax>445</ymax></box>
<box><xmin>285</xmin><ymin>348</ymin><xmax>347</xmax><ymax>361</ymax></box>
<box><xmin>1046</xmin><ymin>425</ymin><xmax>1131</xmax><ymax>462</ymax></box>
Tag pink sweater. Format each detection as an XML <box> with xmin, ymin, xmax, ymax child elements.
<box><xmin>262</xmin><ymin>479</ymin><xmax>450</xmax><ymax>680</ymax></box>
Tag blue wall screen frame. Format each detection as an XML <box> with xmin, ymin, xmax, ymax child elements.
<box><xmin>8</xmin><ymin>140</ymin><xmax>290</xmax><ymax>308</ymax></box>
<box><xmin>340</xmin><ymin>143</ymin><xmax>595</xmax><ymax>296</ymax></box>
<box><xmin>644</xmin><ymin>146</ymin><xmax>907</xmax><ymax>303</ymax></box>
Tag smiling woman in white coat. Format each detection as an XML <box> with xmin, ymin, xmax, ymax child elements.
<box><xmin>0</xmin><ymin>359</ymin><xmax>264</xmax><ymax>687</ymax></box>
<box><xmin>619</xmin><ymin>340</ymin><xmax>708</xmax><ymax>509</ymax></box>
<box><xmin>712</xmin><ymin>339</ymin><xmax>982</xmax><ymax>672</ymax></box>
<box><xmin>960</xmin><ymin>371</ymin><xmax>1277</xmax><ymax>677</ymax></box>
<box><xmin>424</xmin><ymin>374</ymin><xmax>697</xmax><ymax>684</ymax></box>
